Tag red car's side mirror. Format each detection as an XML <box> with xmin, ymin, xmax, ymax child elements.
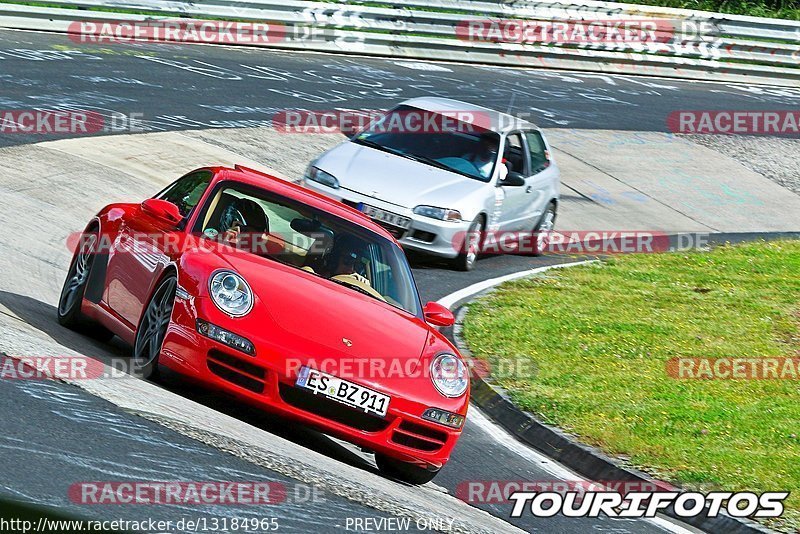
<box><xmin>423</xmin><ymin>302</ymin><xmax>455</xmax><ymax>327</ymax></box>
<box><xmin>141</xmin><ymin>198</ymin><xmax>182</xmax><ymax>227</ymax></box>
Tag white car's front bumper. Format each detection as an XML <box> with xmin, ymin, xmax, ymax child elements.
<box><xmin>304</xmin><ymin>180</ymin><xmax>470</xmax><ymax>259</ymax></box>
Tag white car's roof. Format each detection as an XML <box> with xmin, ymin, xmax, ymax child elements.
<box><xmin>397</xmin><ymin>97</ymin><xmax>537</xmax><ymax>134</ymax></box>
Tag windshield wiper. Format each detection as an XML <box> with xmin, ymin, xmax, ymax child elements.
<box><xmin>402</xmin><ymin>153</ymin><xmax>453</xmax><ymax>172</ymax></box>
<box><xmin>353</xmin><ymin>137</ymin><xmax>402</xmax><ymax>156</ymax></box>
<box><xmin>356</xmin><ymin>141</ymin><xmax>480</xmax><ymax>180</ymax></box>
<box><xmin>330</xmin><ymin>277</ymin><xmax>384</xmax><ymax>302</ymax></box>
<box><xmin>405</xmin><ymin>152</ymin><xmax>488</xmax><ymax>181</ymax></box>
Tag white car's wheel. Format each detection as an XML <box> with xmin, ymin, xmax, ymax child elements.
<box><xmin>532</xmin><ymin>203</ymin><xmax>557</xmax><ymax>256</ymax></box>
<box><xmin>452</xmin><ymin>217</ymin><xmax>484</xmax><ymax>271</ymax></box>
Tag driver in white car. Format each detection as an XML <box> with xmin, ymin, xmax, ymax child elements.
<box><xmin>465</xmin><ymin>135</ymin><xmax>500</xmax><ymax>180</ymax></box>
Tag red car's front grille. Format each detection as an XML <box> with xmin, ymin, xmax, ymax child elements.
<box><xmin>278</xmin><ymin>383</ymin><xmax>391</xmax><ymax>433</ymax></box>
<box><xmin>391</xmin><ymin>420</ymin><xmax>448</xmax><ymax>452</ymax></box>
<box><xmin>207</xmin><ymin>349</ymin><xmax>266</xmax><ymax>394</ymax></box>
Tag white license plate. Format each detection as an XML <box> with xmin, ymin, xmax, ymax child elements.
<box><xmin>359</xmin><ymin>203</ymin><xmax>411</xmax><ymax>230</ymax></box>
<box><xmin>295</xmin><ymin>366</ymin><xmax>390</xmax><ymax>417</ymax></box>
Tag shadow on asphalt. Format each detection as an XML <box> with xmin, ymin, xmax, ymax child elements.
<box><xmin>0</xmin><ymin>291</ymin><xmax>378</xmax><ymax>477</ymax></box>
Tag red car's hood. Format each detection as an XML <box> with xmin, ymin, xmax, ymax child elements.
<box><xmin>214</xmin><ymin>251</ymin><xmax>430</xmax><ymax>381</ymax></box>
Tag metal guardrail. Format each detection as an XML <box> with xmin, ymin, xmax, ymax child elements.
<box><xmin>0</xmin><ymin>0</ymin><xmax>797</xmax><ymax>86</ymax></box>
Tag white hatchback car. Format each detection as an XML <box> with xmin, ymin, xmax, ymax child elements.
<box><xmin>303</xmin><ymin>97</ymin><xmax>560</xmax><ymax>270</ymax></box>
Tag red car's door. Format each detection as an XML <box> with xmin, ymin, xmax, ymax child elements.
<box><xmin>105</xmin><ymin>170</ymin><xmax>213</xmax><ymax>328</ymax></box>
<box><xmin>105</xmin><ymin>212</ymin><xmax>174</xmax><ymax>327</ymax></box>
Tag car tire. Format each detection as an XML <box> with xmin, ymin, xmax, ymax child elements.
<box><xmin>532</xmin><ymin>202</ymin><xmax>557</xmax><ymax>256</ymax></box>
<box><xmin>375</xmin><ymin>454</ymin><xmax>440</xmax><ymax>485</ymax></box>
<box><xmin>132</xmin><ymin>273</ymin><xmax>177</xmax><ymax>380</ymax></box>
<box><xmin>57</xmin><ymin>229</ymin><xmax>114</xmax><ymax>342</ymax></box>
<box><xmin>452</xmin><ymin>217</ymin><xmax>484</xmax><ymax>271</ymax></box>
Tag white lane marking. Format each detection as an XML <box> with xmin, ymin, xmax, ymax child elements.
<box><xmin>468</xmin><ymin>408</ymin><xmax>698</xmax><ymax>534</ymax></box>
<box><xmin>648</xmin><ymin>517</ymin><xmax>703</xmax><ymax>534</ymax></box>
<box><xmin>437</xmin><ymin>260</ymin><xmax>595</xmax><ymax>310</ymax></box>
<box><xmin>393</xmin><ymin>61</ymin><xmax>452</xmax><ymax>72</ymax></box>
<box><xmin>467</xmin><ymin>406</ymin><xmax>583</xmax><ymax>482</ymax></box>
<box><xmin>438</xmin><ymin>262</ymin><xmax>698</xmax><ymax>534</ymax></box>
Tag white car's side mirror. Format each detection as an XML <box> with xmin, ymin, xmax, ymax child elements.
<box><xmin>497</xmin><ymin>160</ymin><xmax>509</xmax><ymax>183</ymax></box>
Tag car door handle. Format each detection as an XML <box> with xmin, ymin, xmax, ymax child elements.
<box><xmin>525</xmin><ymin>186</ymin><xmax>533</xmax><ymax>193</ymax></box>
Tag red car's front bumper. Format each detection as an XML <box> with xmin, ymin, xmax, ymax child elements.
<box><xmin>159</xmin><ymin>293</ymin><xmax>466</xmax><ymax>470</ymax></box>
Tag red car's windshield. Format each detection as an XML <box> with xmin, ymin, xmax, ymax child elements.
<box><xmin>193</xmin><ymin>181</ymin><xmax>422</xmax><ymax>316</ymax></box>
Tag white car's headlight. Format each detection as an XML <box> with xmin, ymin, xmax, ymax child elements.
<box><xmin>430</xmin><ymin>353</ymin><xmax>469</xmax><ymax>397</ymax></box>
<box><xmin>413</xmin><ymin>205</ymin><xmax>462</xmax><ymax>222</ymax></box>
<box><xmin>209</xmin><ymin>271</ymin><xmax>253</xmax><ymax>317</ymax></box>
<box><xmin>304</xmin><ymin>166</ymin><xmax>340</xmax><ymax>189</ymax></box>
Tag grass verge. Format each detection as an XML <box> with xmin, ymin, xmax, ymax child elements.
<box><xmin>462</xmin><ymin>240</ymin><xmax>800</xmax><ymax>531</ymax></box>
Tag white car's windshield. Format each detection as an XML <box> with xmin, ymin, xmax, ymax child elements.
<box><xmin>352</xmin><ymin>105</ymin><xmax>500</xmax><ymax>182</ymax></box>
<box><xmin>194</xmin><ymin>182</ymin><xmax>423</xmax><ymax>316</ymax></box>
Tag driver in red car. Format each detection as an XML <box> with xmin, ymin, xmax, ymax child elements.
<box><xmin>326</xmin><ymin>234</ymin><xmax>371</xmax><ymax>286</ymax></box>
<box><xmin>214</xmin><ymin>198</ymin><xmax>275</xmax><ymax>255</ymax></box>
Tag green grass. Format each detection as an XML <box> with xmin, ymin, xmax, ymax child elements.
<box><xmin>623</xmin><ymin>0</ymin><xmax>799</xmax><ymax>19</ymax></box>
<box><xmin>462</xmin><ymin>240</ymin><xmax>800</xmax><ymax>531</ymax></box>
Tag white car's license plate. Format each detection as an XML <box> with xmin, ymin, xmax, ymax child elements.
<box><xmin>358</xmin><ymin>203</ymin><xmax>411</xmax><ymax>230</ymax></box>
<box><xmin>295</xmin><ymin>366</ymin><xmax>390</xmax><ymax>417</ymax></box>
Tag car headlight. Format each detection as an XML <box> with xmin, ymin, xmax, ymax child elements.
<box><xmin>430</xmin><ymin>353</ymin><xmax>469</xmax><ymax>397</ymax></box>
<box><xmin>413</xmin><ymin>205</ymin><xmax>462</xmax><ymax>222</ymax></box>
<box><xmin>304</xmin><ymin>166</ymin><xmax>340</xmax><ymax>189</ymax></box>
<box><xmin>209</xmin><ymin>271</ymin><xmax>253</xmax><ymax>317</ymax></box>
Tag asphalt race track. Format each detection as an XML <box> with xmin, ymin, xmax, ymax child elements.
<box><xmin>0</xmin><ymin>376</ymin><xmax>405</xmax><ymax>533</ymax></box>
<box><xmin>1</xmin><ymin>28</ymin><xmax>800</xmax><ymax>150</ymax></box>
<box><xmin>1</xmin><ymin>26</ymin><xmax>798</xmax><ymax>534</ymax></box>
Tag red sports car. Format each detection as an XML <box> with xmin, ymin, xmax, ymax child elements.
<box><xmin>58</xmin><ymin>165</ymin><xmax>469</xmax><ymax>483</ymax></box>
